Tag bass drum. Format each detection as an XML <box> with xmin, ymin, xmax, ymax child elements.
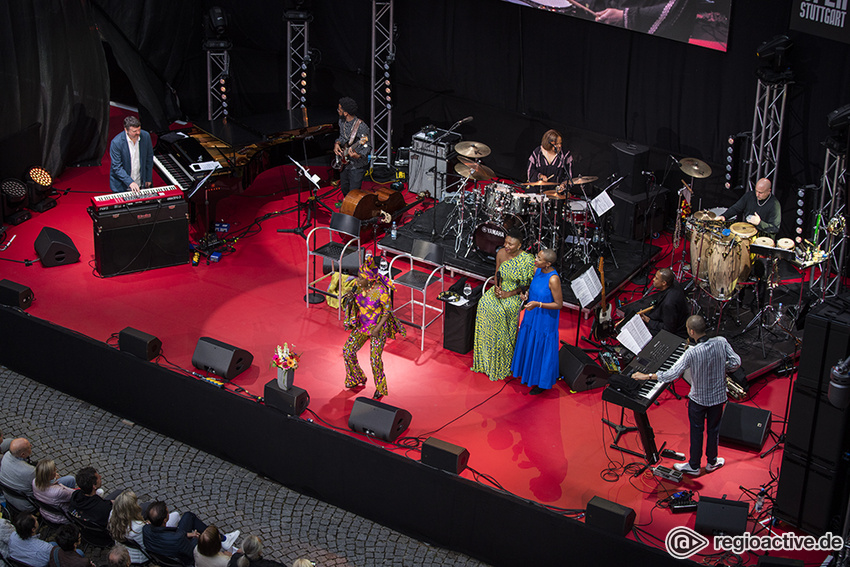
<box><xmin>473</xmin><ymin>215</ymin><xmax>526</xmax><ymax>257</ymax></box>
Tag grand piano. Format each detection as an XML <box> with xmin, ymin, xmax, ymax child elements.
<box><xmin>153</xmin><ymin>111</ymin><xmax>336</xmax><ymax>235</ymax></box>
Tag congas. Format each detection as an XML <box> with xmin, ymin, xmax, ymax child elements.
<box><xmin>729</xmin><ymin>222</ymin><xmax>756</xmax><ymax>279</ymax></box>
<box><xmin>687</xmin><ymin>210</ymin><xmax>722</xmax><ymax>280</ymax></box>
<box><xmin>473</xmin><ymin>215</ymin><xmax>526</xmax><ymax>256</ymax></box>
<box><xmin>705</xmin><ymin>233</ymin><xmax>747</xmax><ymax>300</ymax></box>
<box><xmin>777</xmin><ymin>238</ymin><xmax>795</xmax><ymax>251</ymax></box>
<box><xmin>754</xmin><ymin>236</ymin><xmax>775</xmax><ymax>248</ymax></box>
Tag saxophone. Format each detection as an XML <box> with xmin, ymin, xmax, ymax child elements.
<box><xmin>726</xmin><ymin>376</ymin><xmax>746</xmax><ymax>400</ymax></box>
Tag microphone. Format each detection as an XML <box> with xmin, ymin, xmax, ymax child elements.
<box><xmin>829</xmin><ymin>357</ymin><xmax>850</xmax><ymax>409</ymax></box>
<box><xmin>641</xmin><ymin>170</ymin><xmax>654</xmax><ymax>176</ymax></box>
<box><xmin>455</xmin><ymin>116</ymin><xmax>474</xmax><ymax>126</ymax></box>
<box><xmin>669</xmin><ymin>155</ymin><xmax>681</xmax><ymax>165</ymax></box>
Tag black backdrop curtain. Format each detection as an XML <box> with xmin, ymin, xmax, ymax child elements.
<box><xmin>0</xmin><ymin>0</ymin><xmax>108</xmax><ymax>178</ymax></box>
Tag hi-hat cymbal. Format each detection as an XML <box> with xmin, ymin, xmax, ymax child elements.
<box><xmin>543</xmin><ymin>190</ymin><xmax>568</xmax><ymax>200</ymax></box>
<box><xmin>454</xmin><ymin>161</ymin><xmax>494</xmax><ymax>181</ymax></box>
<box><xmin>679</xmin><ymin>158</ymin><xmax>712</xmax><ymax>179</ymax></box>
<box><xmin>455</xmin><ymin>141</ymin><xmax>491</xmax><ymax>159</ymax></box>
<box><xmin>570</xmin><ymin>175</ymin><xmax>598</xmax><ymax>185</ymax></box>
<box><xmin>522</xmin><ymin>180</ymin><xmax>558</xmax><ymax>186</ymax></box>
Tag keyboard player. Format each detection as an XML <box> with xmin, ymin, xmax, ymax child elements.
<box><xmin>110</xmin><ymin>116</ymin><xmax>153</xmax><ymax>193</ymax></box>
<box><xmin>632</xmin><ymin>315</ymin><xmax>740</xmax><ymax>477</ymax></box>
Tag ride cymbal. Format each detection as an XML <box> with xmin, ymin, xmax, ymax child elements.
<box><xmin>543</xmin><ymin>190</ymin><xmax>568</xmax><ymax>200</ymax></box>
<box><xmin>679</xmin><ymin>158</ymin><xmax>712</xmax><ymax>179</ymax></box>
<box><xmin>570</xmin><ymin>175</ymin><xmax>598</xmax><ymax>185</ymax></box>
<box><xmin>454</xmin><ymin>161</ymin><xmax>494</xmax><ymax>181</ymax></box>
<box><xmin>522</xmin><ymin>180</ymin><xmax>558</xmax><ymax>186</ymax></box>
<box><xmin>454</xmin><ymin>141</ymin><xmax>491</xmax><ymax>159</ymax></box>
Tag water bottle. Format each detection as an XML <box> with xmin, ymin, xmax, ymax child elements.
<box><xmin>754</xmin><ymin>489</ymin><xmax>766</xmax><ymax>512</ymax></box>
<box><xmin>391</xmin><ymin>221</ymin><xmax>397</xmax><ymax>240</ymax></box>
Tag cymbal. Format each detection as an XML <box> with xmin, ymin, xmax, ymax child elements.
<box><xmin>454</xmin><ymin>141</ymin><xmax>491</xmax><ymax>159</ymax></box>
<box><xmin>454</xmin><ymin>161</ymin><xmax>494</xmax><ymax>181</ymax></box>
<box><xmin>522</xmin><ymin>180</ymin><xmax>558</xmax><ymax>186</ymax></box>
<box><xmin>569</xmin><ymin>175</ymin><xmax>598</xmax><ymax>185</ymax></box>
<box><xmin>679</xmin><ymin>158</ymin><xmax>712</xmax><ymax>179</ymax></box>
<box><xmin>543</xmin><ymin>190</ymin><xmax>568</xmax><ymax>200</ymax></box>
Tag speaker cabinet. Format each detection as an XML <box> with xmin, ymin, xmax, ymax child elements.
<box><xmin>0</xmin><ymin>279</ymin><xmax>33</xmax><ymax>309</ymax></box>
<box><xmin>421</xmin><ymin>437</ymin><xmax>469</xmax><ymax>474</ymax></box>
<box><xmin>611</xmin><ymin>141</ymin><xmax>649</xmax><ymax>195</ymax></box>
<box><xmin>348</xmin><ymin>397</ymin><xmax>412</xmax><ymax>442</ymax></box>
<box><xmin>118</xmin><ymin>327</ymin><xmax>162</xmax><ymax>361</ymax></box>
<box><xmin>610</xmin><ymin>187</ymin><xmax>668</xmax><ymax>241</ymax></box>
<box><xmin>264</xmin><ymin>381</ymin><xmax>310</xmax><ymax>416</ymax></box>
<box><xmin>786</xmin><ymin>383</ymin><xmax>850</xmax><ymax>468</ymax></box>
<box><xmin>90</xmin><ymin>201</ymin><xmax>189</xmax><ymax>277</ymax></box>
<box><xmin>695</xmin><ymin>496</ymin><xmax>749</xmax><ymax>536</ymax></box>
<box><xmin>774</xmin><ymin>448</ymin><xmax>849</xmax><ymax>536</ymax></box>
<box><xmin>719</xmin><ymin>403</ymin><xmax>772</xmax><ymax>450</ymax></box>
<box><xmin>797</xmin><ymin>298</ymin><xmax>850</xmax><ymax>394</ymax></box>
<box><xmin>34</xmin><ymin>227</ymin><xmax>80</xmax><ymax>267</ymax></box>
<box><xmin>408</xmin><ymin>129</ymin><xmax>461</xmax><ymax>200</ymax></box>
<box><xmin>192</xmin><ymin>337</ymin><xmax>253</xmax><ymax>380</ymax></box>
<box><xmin>585</xmin><ymin>496</ymin><xmax>635</xmax><ymax>536</ymax></box>
<box><xmin>559</xmin><ymin>343</ymin><xmax>609</xmax><ymax>392</ymax></box>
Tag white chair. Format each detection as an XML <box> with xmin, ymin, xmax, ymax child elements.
<box><xmin>389</xmin><ymin>239</ymin><xmax>445</xmax><ymax>350</ymax></box>
<box><xmin>305</xmin><ymin>212</ymin><xmax>362</xmax><ymax>319</ymax></box>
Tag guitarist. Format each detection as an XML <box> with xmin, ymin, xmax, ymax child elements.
<box><xmin>334</xmin><ymin>97</ymin><xmax>371</xmax><ymax>196</ymax></box>
<box><xmin>642</xmin><ymin>268</ymin><xmax>689</xmax><ymax>338</ymax></box>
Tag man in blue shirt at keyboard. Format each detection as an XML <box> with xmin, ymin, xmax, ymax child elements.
<box><xmin>109</xmin><ymin>116</ymin><xmax>153</xmax><ymax>193</ymax></box>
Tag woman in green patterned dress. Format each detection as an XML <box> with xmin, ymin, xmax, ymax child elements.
<box><xmin>472</xmin><ymin>229</ymin><xmax>536</xmax><ymax>381</ymax></box>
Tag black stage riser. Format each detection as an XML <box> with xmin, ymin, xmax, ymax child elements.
<box><xmin>0</xmin><ymin>305</ymin><xmax>683</xmax><ymax>567</ymax></box>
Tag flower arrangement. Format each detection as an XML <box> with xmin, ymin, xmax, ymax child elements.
<box><xmin>271</xmin><ymin>343</ymin><xmax>301</xmax><ymax>371</ymax></box>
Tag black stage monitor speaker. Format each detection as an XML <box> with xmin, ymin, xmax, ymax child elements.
<box><xmin>348</xmin><ymin>397</ymin><xmax>412</xmax><ymax>442</ymax></box>
<box><xmin>585</xmin><ymin>496</ymin><xmax>635</xmax><ymax>536</ymax></box>
<box><xmin>118</xmin><ymin>327</ymin><xmax>162</xmax><ymax>361</ymax></box>
<box><xmin>610</xmin><ymin>187</ymin><xmax>669</xmax><ymax>241</ymax></box>
<box><xmin>0</xmin><ymin>279</ymin><xmax>33</xmax><ymax>309</ymax></box>
<box><xmin>264</xmin><ymin>381</ymin><xmax>310</xmax><ymax>416</ymax></box>
<box><xmin>695</xmin><ymin>496</ymin><xmax>749</xmax><ymax>535</ymax></box>
<box><xmin>719</xmin><ymin>403</ymin><xmax>772</xmax><ymax>450</ymax></box>
<box><xmin>192</xmin><ymin>337</ymin><xmax>253</xmax><ymax>380</ymax></box>
<box><xmin>611</xmin><ymin>141</ymin><xmax>649</xmax><ymax>195</ymax></box>
<box><xmin>559</xmin><ymin>343</ymin><xmax>609</xmax><ymax>392</ymax></box>
<box><xmin>34</xmin><ymin>227</ymin><xmax>80</xmax><ymax>267</ymax></box>
<box><xmin>421</xmin><ymin>437</ymin><xmax>470</xmax><ymax>474</ymax></box>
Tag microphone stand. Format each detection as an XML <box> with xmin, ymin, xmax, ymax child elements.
<box><xmin>429</xmin><ymin>118</ymin><xmax>467</xmax><ymax>242</ymax></box>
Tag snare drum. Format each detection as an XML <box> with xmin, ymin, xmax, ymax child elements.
<box><xmin>473</xmin><ymin>215</ymin><xmax>526</xmax><ymax>256</ymax></box>
<box><xmin>567</xmin><ymin>200</ymin><xmax>589</xmax><ymax>224</ymax></box>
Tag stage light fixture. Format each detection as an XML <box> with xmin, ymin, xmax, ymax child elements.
<box><xmin>283</xmin><ymin>10</ymin><xmax>313</xmax><ymax>22</ymax></box>
<box><xmin>1</xmin><ymin>179</ymin><xmax>32</xmax><ymax>225</ymax></box>
<box><xmin>208</xmin><ymin>7</ymin><xmax>228</xmax><ymax>36</ymax></box>
<box><xmin>25</xmin><ymin>166</ymin><xmax>57</xmax><ymax>213</ymax></box>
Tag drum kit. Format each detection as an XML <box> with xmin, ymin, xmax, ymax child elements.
<box><xmin>440</xmin><ymin>139</ymin><xmax>605</xmax><ymax>262</ymax></box>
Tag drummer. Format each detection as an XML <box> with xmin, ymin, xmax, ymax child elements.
<box><xmin>527</xmin><ymin>129</ymin><xmax>573</xmax><ymax>189</ymax></box>
<box><xmin>717</xmin><ymin>178</ymin><xmax>781</xmax><ymax>239</ymax></box>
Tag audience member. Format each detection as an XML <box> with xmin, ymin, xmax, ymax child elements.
<box><xmin>70</xmin><ymin>467</ymin><xmax>119</xmax><ymax>526</ymax></box>
<box><xmin>9</xmin><ymin>514</ymin><xmax>52</xmax><ymax>567</ymax></box>
<box><xmin>0</xmin><ymin>438</ymin><xmax>74</xmax><ymax>513</ymax></box>
<box><xmin>194</xmin><ymin>526</ymin><xmax>234</xmax><ymax>567</ymax></box>
<box><xmin>47</xmin><ymin>524</ymin><xmax>95</xmax><ymax>567</ymax></box>
<box><xmin>143</xmin><ymin>501</ymin><xmax>238</xmax><ymax>565</ymax></box>
<box><xmin>107</xmin><ymin>490</ymin><xmax>149</xmax><ymax>564</ymax></box>
<box><xmin>0</xmin><ymin>516</ymin><xmax>15</xmax><ymax>559</ymax></box>
<box><xmin>228</xmin><ymin>535</ymin><xmax>285</xmax><ymax>567</ymax></box>
<box><xmin>32</xmin><ymin>458</ymin><xmax>76</xmax><ymax>524</ymax></box>
<box><xmin>0</xmin><ymin>429</ymin><xmax>12</xmax><ymax>454</ymax></box>
<box><xmin>106</xmin><ymin>545</ymin><xmax>131</xmax><ymax>567</ymax></box>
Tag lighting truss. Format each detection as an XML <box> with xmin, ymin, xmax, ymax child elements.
<box><xmin>370</xmin><ymin>0</ymin><xmax>395</xmax><ymax>169</ymax></box>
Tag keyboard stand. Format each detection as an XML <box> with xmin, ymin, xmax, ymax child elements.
<box><xmin>603</xmin><ymin>407</ymin><xmax>663</xmax><ymax>464</ymax></box>
<box><xmin>603</xmin><ymin>407</ymin><xmax>640</xmax><ymax>456</ymax></box>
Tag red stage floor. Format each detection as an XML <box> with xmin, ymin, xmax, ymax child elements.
<box><xmin>0</xmin><ymin>107</ymin><xmax>828</xmax><ymax>565</ymax></box>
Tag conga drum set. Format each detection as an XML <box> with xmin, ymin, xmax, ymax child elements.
<box><xmin>686</xmin><ymin>211</ymin><xmax>756</xmax><ymax>301</ymax></box>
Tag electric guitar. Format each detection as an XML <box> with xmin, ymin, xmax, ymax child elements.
<box><xmin>592</xmin><ymin>256</ymin><xmax>614</xmax><ymax>340</ymax></box>
<box><xmin>332</xmin><ymin>135</ymin><xmax>369</xmax><ymax>170</ymax></box>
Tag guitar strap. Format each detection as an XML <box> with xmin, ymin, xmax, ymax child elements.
<box><xmin>347</xmin><ymin>119</ymin><xmax>362</xmax><ymax>147</ymax></box>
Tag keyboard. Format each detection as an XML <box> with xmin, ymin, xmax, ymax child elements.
<box><xmin>91</xmin><ymin>185</ymin><xmax>183</xmax><ymax>211</ymax></box>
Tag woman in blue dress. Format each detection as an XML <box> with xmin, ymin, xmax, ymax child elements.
<box><xmin>511</xmin><ymin>248</ymin><xmax>563</xmax><ymax>394</ymax></box>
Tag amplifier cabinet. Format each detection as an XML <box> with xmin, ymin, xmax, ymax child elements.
<box><xmin>408</xmin><ymin>128</ymin><xmax>461</xmax><ymax>201</ymax></box>
<box><xmin>90</xmin><ymin>200</ymin><xmax>190</xmax><ymax>277</ymax></box>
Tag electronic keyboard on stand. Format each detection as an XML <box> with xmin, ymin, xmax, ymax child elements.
<box><xmin>601</xmin><ymin>330</ymin><xmax>688</xmax><ymax>464</ymax></box>
<box><xmin>91</xmin><ymin>185</ymin><xmax>183</xmax><ymax>212</ymax></box>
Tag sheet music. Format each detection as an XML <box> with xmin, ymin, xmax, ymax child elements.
<box><xmin>591</xmin><ymin>190</ymin><xmax>615</xmax><ymax>217</ymax></box>
<box><xmin>617</xmin><ymin>315</ymin><xmax>652</xmax><ymax>356</ymax></box>
<box><xmin>570</xmin><ymin>266</ymin><xmax>602</xmax><ymax>309</ymax></box>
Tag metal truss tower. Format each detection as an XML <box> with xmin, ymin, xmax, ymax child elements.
<box><xmin>746</xmin><ymin>78</ymin><xmax>789</xmax><ymax>191</ymax></box>
<box><xmin>206</xmin><ymin>49</ymin><xmax>231</xmax><ymax>121</ymax></box>
<box><xmin>810</xmin><ymin>145</ymin><xmax>848</xmax><ymax>298</ymax></box>
<box><xmin>370</xmin><ymin>0</ymin><xmax>395</xmax><ymax>169</ymax></box>
<box><xmin>285</xmin><ymin>15</ymin><xmax>311</xmax><ymax>111</ymax></box>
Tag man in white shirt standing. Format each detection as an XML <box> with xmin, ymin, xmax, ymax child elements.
<box><xmin>109</xmin><ymin>116</ymin><xmax>153</xmax><ymax>193</ymax></box>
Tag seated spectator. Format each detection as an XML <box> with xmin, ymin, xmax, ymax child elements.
<box><xmin>47</xmin><ymin>524</ymin><xmax>94</xmax><ymax>567</ymax></box>
<box><xmin>107</xmin><ymin>490</ymin><xmax>178</xmax><ymax>564</ymax></box>
<box><xmin>0</xmin><ymin>429</ymin><xmax>12</xmax><ymax>454</ymax></box>
<box><xmin>9</xmin><ymin>514</ymin><xmax>53</xmax><ymax>567</ymax></box>
<box><xmin>0</xmin><ymin>516</ymin><xmax>15</xmax><ymax>560</ymax></box>
<box><xmin>193</xmin><ymin>526</ymin><xmax>233</xmax><ymax>567</ymax></box>
<box><xmin>106</xmin><ymin>545</ymin><xmax>131</xmax><ymax>567</ymax></box>
<box><xmin>0</xmin><ymin>438</ymin><xmax>38</xmax><ymax>512</ymax></box>
<box><xmin>69</xmin><ymin>467</ymin><xmax>118</xmax><ymax>527</ymax></box>
<box><xmin>32</xmin><ymin>459</ymin><xmax>77</xmax><ymax>524</ymax></box>
<box><xmin>228</xmin><ymin>535</ymin><xmax>285</xmax><ymax>567</ymax></box>
<box><xmin>143</xmin><ymin>501</ymin><xmax>238</xmax><ymax>565</ymax></box>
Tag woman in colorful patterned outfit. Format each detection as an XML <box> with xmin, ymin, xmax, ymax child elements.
<box><xmin>342</xmin><ymin>257</ymin><xmax>405</xmax><ymax>400</ymax></box>
<box><xmin>511</xmin><ymin>248</ymin><xmax>563</xmax><ymax>395</ymax></box>
<box><xmin>472</xmin><ymin>230</ymin><xmax>536</xmax><ymax>381</ymax></box>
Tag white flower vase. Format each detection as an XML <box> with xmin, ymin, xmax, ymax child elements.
<box><xmin>277</xmin><ymin>367</ymin><xmax>294</xmax><ymax>390</ymax></box>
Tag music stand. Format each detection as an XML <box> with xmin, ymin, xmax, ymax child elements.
<box><xmin>277</xmin><ymin>156</ymin><xmax>334</xmax><ymax>240</ymax></box>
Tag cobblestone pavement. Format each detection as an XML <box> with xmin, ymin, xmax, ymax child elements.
<box><xmin>0</xmin><ymin>366</ymin><xmax>490</xmax><ymax>567</ymax></box>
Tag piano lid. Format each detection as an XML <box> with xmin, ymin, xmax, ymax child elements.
<box><xmin>192</xmin><ymin>108</ymin><xmax>338</xmax><ymax>149</ymax></box>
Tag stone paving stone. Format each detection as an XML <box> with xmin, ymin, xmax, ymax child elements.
<box><xmin>0</xmin><ymin>366</ymin><xmax>490</xmax><ymax>567</ymax></box>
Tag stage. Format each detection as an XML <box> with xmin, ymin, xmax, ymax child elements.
<box><xmin>0</xmin><ymin>109</ymin><xmax>831</xmax><ymax>566</ymax></box>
